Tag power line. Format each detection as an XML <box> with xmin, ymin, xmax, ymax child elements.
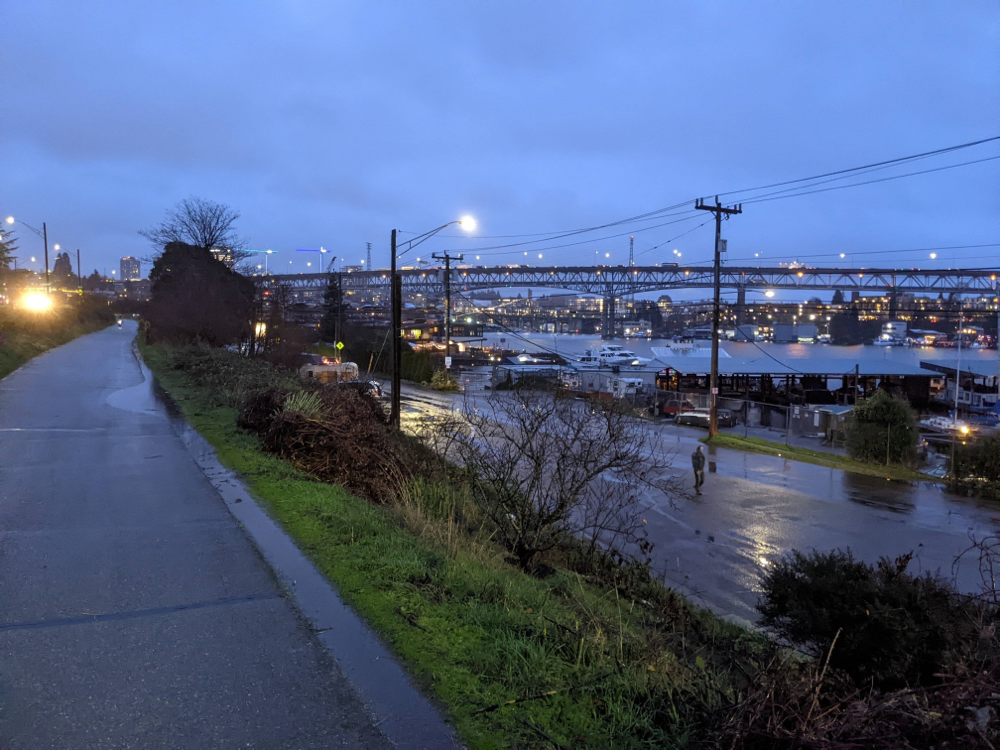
<box><xmin>412</xmin><ymin>135</ymin><xmax>1000</xmax><ymax>251</ymax></box>
<box><xmin>457</xmin><ymin>212</ymin><xmax>705</xmax><ymax>260</ymax></box>
<box><xmin>739</xmin><ymin>155</ymin><xmax>1000</xmax><ymax>207</ymax></box>
<box><xmin>635</xmin><ymin>218</ymin><xmax>715</xmax><ymax>258</ymax></box>
<box><xmin>716</xmin><ymin>135</ymin><xmax>1000</xmax><ymax>200</ymax></box>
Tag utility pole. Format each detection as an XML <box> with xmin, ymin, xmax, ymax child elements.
<box><xmin>390</xmin><ymin>230</ymin><xmax>401</xmax><ymax>429</ymax></box>
<box><xmin>432</xmin><ymin>251</ymin><xmax>463</xmax><ymax>366</ymax></box>
<box><xmin>695</xmin><ymin>196</ymin><xmax>742</xmax><ymax>438</ymax></box>
<box><xmin>76</xmin><ymin>249</ymin><xmax>82</xmax><ymax>293</ymax></box>
<box><xmin>337</xmin><ymin>270</ymin><xmax>344</xmax><ymax>357</ymax></box>
<box><xmin>952</xmin><ymin>294</ymin><xmax>964</xmax><ymax>473</ymax></box>
<box><xmin>42</xmin><ymin>222</ymin><xmax>50</xmax><ymax>294</ymax></box>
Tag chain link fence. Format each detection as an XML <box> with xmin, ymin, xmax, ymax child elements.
<box><xmin>650</xmin><ymin>388</ymin><xmax>854</xmax><ymax>455</ymax></box>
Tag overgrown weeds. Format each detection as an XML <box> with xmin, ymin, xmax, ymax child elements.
<box><xmin>142</xmin><ymin>342</ymin><xmax>1000</xmax><ymax>747</ymax></box>
<box><xmin>144</xmin><ymin>341</ymin><xmax>777</xmax><ymax>748</ymax></box>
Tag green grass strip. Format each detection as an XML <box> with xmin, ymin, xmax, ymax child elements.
<box><xmin>142</xmin><ymin>343</ymin><xmax>760</xmax><ymax>749</ymax></box>
<box><xmin>703</xmin><ymin>433</ymin><xmax>940</xmax><ymax>483</ymax></box>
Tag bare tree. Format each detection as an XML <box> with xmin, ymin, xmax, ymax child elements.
<box><xmin>140</xmin><ymin>197</ymin><xmax>249</xmax><ymax>266</ymax></box>
<box><xmin>444</xmin><ymin>389</ymin><xmax>681</xmax><ymax>570</ymax></box>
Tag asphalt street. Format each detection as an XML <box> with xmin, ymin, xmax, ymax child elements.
<box><xmin>0</xmin><ymin>325</ymin><xmax>393</xmax><ymax>749</ymax></box>
<box><xmin>397</xmin><ymin>383</ymin><xmax>1000</xmax><ymax>626</ymax></box>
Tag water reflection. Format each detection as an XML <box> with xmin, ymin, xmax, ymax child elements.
<box><xmin>841</xmin><ymin>472</ymin><xmax>915</xmax><ymax>514</ymax></box>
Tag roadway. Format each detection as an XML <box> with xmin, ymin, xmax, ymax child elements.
<box><xmin>395</xmin><ymin>383</ymin><xmax>1000</xmax><ymax>627</ymax></box>
<box><xmin>0</xmin><ymin>324</ymin><xmax>394</xmax><ymax>749</ymax></box>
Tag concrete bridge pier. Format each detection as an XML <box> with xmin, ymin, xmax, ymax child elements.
<box><xmin>602</xmin><ymin>293</ymin><xmax>616</xmax><ymax>339</ymax></box>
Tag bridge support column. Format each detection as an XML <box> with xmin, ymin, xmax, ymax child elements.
<box><xmin>735</xmin><ymin>286</ymin><xmax>746</xmax><ymax>327</ymax></box>
<box><xmin>602</xmin><ymin>294</ymin><xmax>616</xmax><ymax>339</ymax></box>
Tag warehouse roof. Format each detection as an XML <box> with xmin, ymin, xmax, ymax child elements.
<box><xmin>653</xmin><ymin>354</ymin><xmax>932</xmax><ymax>378</ymax></box>
<box><xmin>920</xmin><ymin>359</ymin><xmax>1000</xmax><ymax>379</ymax></box>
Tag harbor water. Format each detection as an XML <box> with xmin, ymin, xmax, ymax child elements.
<box><xmin>481</xmin><ymin>332</ymin><xmax>1000</xmax><ymax>373</ymax></box>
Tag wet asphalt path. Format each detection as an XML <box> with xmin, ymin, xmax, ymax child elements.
<box><xmin>0</xmin><ymin>325</ymin><xmax>392</xmax><ymax>749</ymax></box>
<box><xmin>398</xmin><ymin>384</ymin><xmax>1000</xmax><ymax>626</ymax></box>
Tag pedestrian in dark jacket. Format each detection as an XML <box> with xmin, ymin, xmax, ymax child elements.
<box><xmin>692</xmin><ymin>445</ymin><xmax>706</xmax><ymax>495</ymax></box>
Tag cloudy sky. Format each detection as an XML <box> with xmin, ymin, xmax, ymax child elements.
<box><xmin>2</xmin><ymin>1</ymin><xmax>997</xmax><ymax>280</ymax></box>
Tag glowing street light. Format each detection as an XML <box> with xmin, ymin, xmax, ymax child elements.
<box><xmin>930</xmin><ymin>252</ymin><xmax>938</xmax><ymax>259</ymax></box>
<box><xmin>21</xmin><ymin>292</ymin><xmax>52</xmax><ymax>312</ymax></box>
<box><xmin>764</xmin><ymin>290</ymin><xmax>776</xmax><ymax>298</ymax></box>
<box><xmin>7</xmin><ymin>215</ymin><xmax>51</xmax><ymax>293</ymax></box>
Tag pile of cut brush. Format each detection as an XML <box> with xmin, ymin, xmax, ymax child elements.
<box><xmin>719</xmin><ymin>656</ymin><xmax>999</xmax><ymax>749</ymax></box>
<box><xmin>238</xmin><ymin>385</ymin><xmax>418</xmax><ymax>504</ymax></box>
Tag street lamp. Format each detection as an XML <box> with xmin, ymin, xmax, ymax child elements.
<box><xmin>6</xmin><ymin>216</ymin><xmax>50</xmax><ymax>293</ymax></box>
<box><xmin>390</xmin><ymin>215</ymin><xmax>476</xmax><ymax>428</ymax></box>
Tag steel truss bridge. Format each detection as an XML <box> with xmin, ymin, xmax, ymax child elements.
<box><xmin>268</xmin><ymin>265</ymin><xmax>1000</xmax><ymax>300</ymax></box>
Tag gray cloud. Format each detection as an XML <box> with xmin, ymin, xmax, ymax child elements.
<box><xmin>2</xmin><ymin>1</ymin><xmax>997</xmax><ymax>276</ymax></box>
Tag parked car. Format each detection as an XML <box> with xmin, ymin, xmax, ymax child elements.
<box><xmin>717</xmin><ymin>408</ymin><xmax>737</xmax><ymax>427</ymax></box>
<box><xmin>660</xmin><ymin>398</ymin><xmax>695</xmax><ymax>416</ymax></box>
<box><xmin>675</xmin><ymin>408</ymin><xmax>737</xmax><ymax>428</ymax></box>
<box><xmin>675</xmin><ymin>410</ymin><xmax>710</xmax><ymax>428</ymax></box>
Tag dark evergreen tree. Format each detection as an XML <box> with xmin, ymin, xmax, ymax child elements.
<box><xmin>52</xmin><ymin>252</ymin><xmax>73</xmax><ymax>280</ymax></box>
<box><xmin>831</xmin><ymin>289</ymin><xmax>845</xmax><ymax>305</ymax></box>
<box><xmin>0</xmin><ymin>224</ymin><xmax>17</xmax><ymax>270</ymax></box>
<box><xmin>147</xmin><ymin>242</ymin><xmax>254</xmax><ymax>346</ymax></box>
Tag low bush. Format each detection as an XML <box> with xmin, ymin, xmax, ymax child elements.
<box><xmin>429</xmin><ymin>369</ymin><xmax>458</xmax><ymax>391</ymax></box>
<box><xmin>951</xmin><ymin>434</ymin><xmax>1000</xmax><ymax>500</ymax></box>
<box><xmin>757</xmin><ymin>548</ymin><xmax>996</xmax><ymax>690</ymax></box>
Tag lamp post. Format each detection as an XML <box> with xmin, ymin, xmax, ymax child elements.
<box><xmin>6</xmin><ymin>216</ymin><xmax>50</xmax><ymax>293</ymax></box>
<box><xmin>390</xmin><ymin>216</ymin><xmax>476</xmax><ymax>428</ymax></box>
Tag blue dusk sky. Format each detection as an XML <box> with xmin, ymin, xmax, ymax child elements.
<box><xmin>2</xmin><ymin>1</ymin><xmax>997</xmax><ymax>280</ymax></box>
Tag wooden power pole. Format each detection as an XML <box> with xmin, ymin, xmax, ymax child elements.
<box><xmin>432</xmin><ymin>251</ymin><xmax>463</xmax><ymax>367</ymax></box>
<box><xmin>695</xmin><ymin>196</ymin><xmax>742</xmax><ymax>438</ymax></box>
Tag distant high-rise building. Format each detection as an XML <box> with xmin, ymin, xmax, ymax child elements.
<box><xmin>121</xmin><ymin>256</ymin><xmax>141</xmax><ymax>280</ymax></box>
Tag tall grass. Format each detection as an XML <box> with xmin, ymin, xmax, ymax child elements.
<box><xmin>143</xmin><ymin>342</ymin><xmax>774</xmax><ymax>748</ymax></box>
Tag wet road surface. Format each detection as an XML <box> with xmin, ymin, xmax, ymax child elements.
<box><xmin>0</xmin><ymin>324</ymin><xmax>393</xmax><ymax>749</ymax></box>
<box><xmin>398</xmin><ymin>384</ymin><xmax>1000</xmax><ymax>626</ymax></box>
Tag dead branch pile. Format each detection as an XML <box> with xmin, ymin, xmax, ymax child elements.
<box><xmin>239</xmin><ymin>387</ymin><xmax>412</xmax><ymax>504</ymax></box>
<box><xmin>719</xmin><ymin>654</ymin><xmax>999</xmax><ymax>749</ymax></box>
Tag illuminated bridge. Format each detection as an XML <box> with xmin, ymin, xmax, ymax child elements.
<box><xmin>269</xmin><ymin>265</ymin><xmax>1000</xmax><ymax>298</ymax></box>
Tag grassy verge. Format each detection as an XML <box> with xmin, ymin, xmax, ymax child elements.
<box><xmin>142</xmin><ymin>342</ymin><xmax>770</xmax><ymax>749</ymax></box>
<box><xmin>703</xmin><ymin>433</ymin><xmax>939</xmax><ymax>482</ymax></box>
<box><xmin>0</xmin><ymin>306</ymin><xmax>115</xmax><ymax>380</ymax></box>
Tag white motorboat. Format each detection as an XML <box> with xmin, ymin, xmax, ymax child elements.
<box><xmin>572</xmin><ymin>352</ymin><xmax>602</xmax><ymax>369</ymax></box>
<box><xmin>595</xmin><ymin>344</ymin><xmax>651</xmax><ymax>366</ymax></box>
<box><xmin>873</xmin><ymin>334</ymin><xmax>908</xmax><ymax>346</ymax></box>
<box><xmin>918</xmin><ymin>415</ymin><xmax>977</xmax><ymax>436</ymax></box>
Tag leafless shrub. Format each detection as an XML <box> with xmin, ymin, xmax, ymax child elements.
<box><xmin>954</xmin><ymin>531</ymin><xmax>1000</xmax><ymax>605</ymax></box>
<box><xmin>440</xmin><ymin>390</ymin><xmax>681</xmax><ymax>570</ymax></box>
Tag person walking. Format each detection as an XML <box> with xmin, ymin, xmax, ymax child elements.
<box><xmin>691</xmin><ymin>445</ymin><xmax>706</xmax><ymax>495</ymax></box>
